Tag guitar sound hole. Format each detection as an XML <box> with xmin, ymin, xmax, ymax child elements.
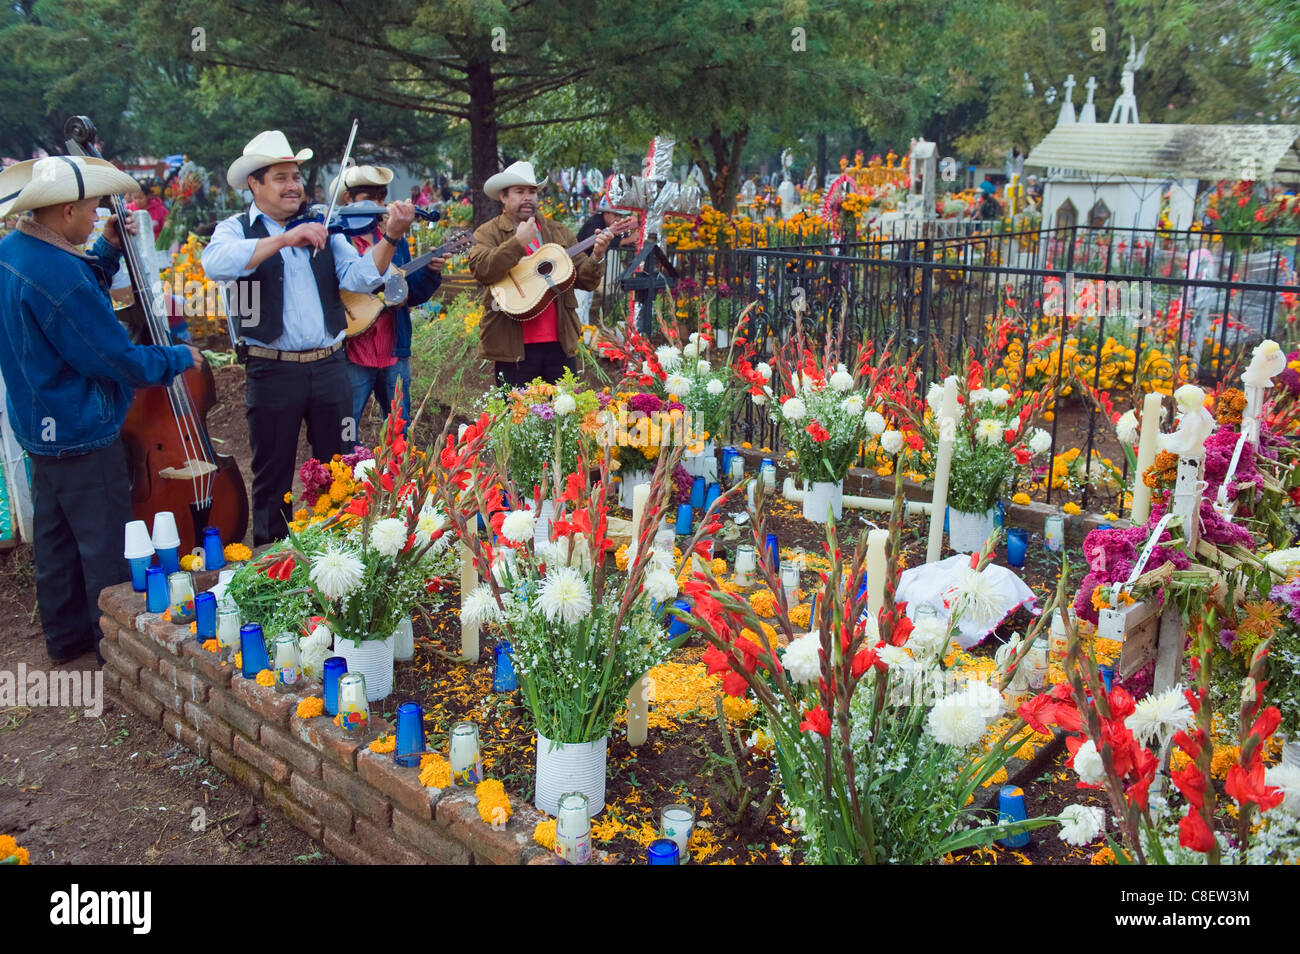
<box><xmin>536</xmin><ymin>260</ymin><xmax>553</xmax><ymax>277</ymax></box>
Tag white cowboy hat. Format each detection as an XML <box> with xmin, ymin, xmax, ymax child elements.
<box><xmin>327</xmin><ymin>163</ymin><xmax>394</xmax><ymax>202</ymax></box>
<box><xmin>483</xmin><ymin>160</ymin><xmax>548</xmax><ymax>201</ymax></box>
<box><xmin>226</xmin><ymin>130</ymin><xmax>313</xmax><ymax>190</ymax></box>
<box><xmin>0</xmin><ymin>156</ymin><xmax>140</xmax><ymax>217</ymax></box>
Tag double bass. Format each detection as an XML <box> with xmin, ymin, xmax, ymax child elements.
<box><xmin>65</xmin><ymin>115</ymin><xmax>249</xmax><ymax>556</ymax></box>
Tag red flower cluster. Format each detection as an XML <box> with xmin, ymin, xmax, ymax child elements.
<box><xmin>702</xmin><ymin>628</ymin><xmax>782</xmax><ymax>698</ymax></box>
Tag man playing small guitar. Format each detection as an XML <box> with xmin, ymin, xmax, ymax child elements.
<box><xmin>469</xmin><ymin>161</ymin><xmax>613</xmax><ymax>387</ymax></box>
<box><xmin>333</xmin><ymin>163</ymin><xmax>449</xmax><ymax>429</ymax></box>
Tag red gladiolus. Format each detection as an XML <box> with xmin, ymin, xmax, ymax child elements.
<box><xmin>1107</xmin><ymin>686</ymin><xmax>1136</xmax><ymax>721</ymax></box>
<box><xmin>1171</xmin><ymin>763</ymin><xmax>1207</xmax><ymax>811</ymax></box>
<box><xmin>722</xmin><ymin>670</ymin><xmax>749</xmax><ymax>697</ymax></box>
<box><xmin>702</xmin><ymin>645</ymin><xmax>730</xmax><ymax>677</ymax></box>
<box><xmin>1178</xmin><ymin>808</ymin><xmax>1217</xmax><ymax>853</ymax></box>
<box><xmin>1003</xmin><ymin>428</ymin><xmax>1017</xmax><ymax>444</ymax></box>
<box><xmin>800</xmin><ymin>706</ymin><xmax>831</xmax><ymax>736</ymax></box>
<box><xmin>1013</xmin><ymin>446</ymin><xmax>1033</xmax><ymax>466</ymax></box>
<box><xmin>1225</xmin><ymin>763</ymin><xmax>1284</xmax><ymax>811</ymax></box>
<box><xmin>891</xmin><ymin>615</ymin><xmax>914</xmax><ymax>647</ymax></box>
<box><xmin>805</xmin><ymin>420</ymin><xmax>831</xmax><ymax>442</ymax></box>
<box><xmin>1248</xmin><ymin>706</ymin><xmax>1282</xmax><ymax>744</ymax></box>
<box><xmin>1173</xmin><ymin>728</ymin><xmax>1203</xmax><ymax>760</ymax></box>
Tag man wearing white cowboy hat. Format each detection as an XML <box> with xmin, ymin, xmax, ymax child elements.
<box><xmin>0</xmin><ymin>155</ymin><xmax>203</xmax><ymax>665</ymax></box>
<box><xmin>469</xmin><ymin>160</ymin><xmax>613</xmax><ymax>386</ymax></box>
<box><xmin>332</xmin><ymin>162</ymin><xmax>449</xmax><ymax>430</ymax></box>
<box><xmin>202</xmin><ymin>130</ymin><xmax>417</xmax><ymax>545</ymax></box>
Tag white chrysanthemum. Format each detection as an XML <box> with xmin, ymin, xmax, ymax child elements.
<box><xmin>415</xmin><ymin>509</ymin><xmax>449</xmax><ymax>549</ymax></box>
<box><xmin>926</xmin><ymin>382</ymin><xmax>945</xmax><ymax>416</ymax></box>
<box><xmin>969</xmin><ymin>387</ymin><xmax>993</xmax><ymax>405</ymax></box>
<box><xmin>753</xmin><ymin>392</ymin><xmax>767</xmax><ymax>407</ymax></box>
<box><xmin>665</xmin><ymin>373</ymin><xmax>691</xmax><ymax>395</ymax></box>
<box><xmin>1072</xmin><ymin>738</ymin><xmax>1106</xmax><ymax>785</ymax></box>
<box><xmin>926</xmin><ymin>692</ymin><xmax>987</xmax><ymax>748</ymax></box>
<box><xmin>951</xmin><ymin>565</ymin><xmax>1003</xmax><ymax>629</ymax></box>
<box><xmin>881</xmin><ymin>430</ymin><xmax>904</xmax><ymax>454</ymax></box>
<box><xmin>988</xmin><ymin>387</ymin><xmax>1011</xmax><ymax>408</ymax></box>
<box><xmin>310</xmin><ymin>547</ymin><xmax>365</xmax><ymax>601</ymax></box>
<box><xmin>1058</xmin><ymin>804</ymin><xmax>1105</xmax><ymax>846</ymax></box>
<box><xmin>682</xmin><ymin>340</ymin><xmax>701</xmax><ymax>359</ymax></box>
<box><xmin>706</xmin><ymin>379</ymin><xmax>725</xmax><ymax>396</ymax></box>
<box><xmin>782</xmin><ymin>397</ymin><xmax>807</xmax><ymax>421</ymax></box>
<box><xmin>863</xmin><ymin>410</ymin><xmax>886</xmax><ymax>435</ymax></box>
<box><xmin>756</xmin><ymin>361</ymin><xmax>772</xmax><ymax>382</ymax></box>
<box><xmin>554</xmin><ymin>392</ymin><xmax>577</xmax><ymax>416</ymax></box>
<box><xmin>877</xmin><ymin>643</ymin><xmax>913</xmax><ymax>669</ymax></box>
<box><xmin>499</xmin><ymin>509</ymin><xmax>535</xmax><ymax>545</ymax></box>
<box><xmin>656</xmin><ymin>345</ymin><xmax>682</xmax><ymax>371</ymax></box>
<box><xmin>697</xmin><ymin>360</ymin><xmax>711</xmax><ymax>374</ymax></box>
<box><xmin>538</xmin><ymin>565</ymin><xmax>593</xmax><ymax>626</ymax></box>
<box><xmin>842</xmin><ymin>395</ymin><xmax>865</xmax><ymax>416</ymax></box>
<box><xmin>1125</xmin><ymin>686</ymin><xmax>1194</xmax><ymax>748</ymax></box>
<box><xmin>963</xmin><ymin>679</ymin><xmax>1004</xmax><ymax>719</ymax></box>
<box><xmin>1115</xmin><ymin>410</ymin><xmax>1139</xmax><ymax>445</ymax></box>
<box><xmin>1264</xmin><ymin>547</ymin><xmax>1300</xmax><ymax>578</ymax></box>
<box><xmin>1265</xmin><ymin>763</ymin><xmax>1300</xmax><ymax>817</ymax></box>
<box><xmin>370</xmin><ymin>517</ymin><xmax>408</xmax><ymax>558</ymax></box>
<box><xmin>461</xmin><ymin>583</ymin><xmax>505</xmax><ymax>628</ymax></box>
<box><xmin>643</xmin><ymin>569</ymin><xmax>679</xmax><ymax>603</ymax></box>
<box><xmin>1028</xmin><ymin>427</ymin><xmax>1051</xmax><ymax>455</ymax></box>
<box><xmin>976</xmin><ymin>418</ymin><xmax>1003</xmax><ymax>445</ymax></box>
<box><xmin>782</xmin><ymin>631</ymin><xmax>822</xmax><ymax>685</ymax></box>
<box><xmin>1173</xmin><ymin>384</ymin><xmax>1206</xmax><ymax>415</ymax></box>
<box><xmin>829</xmin><ymin>369</ymin><xmax>854</xmax><ymax>392</ymax></box>
<box><xmin>301</xmin><ymin>640</ymin><xmax>331</xmax><ymax>680</ymax></box>
<box><xmin>352</xmin><ymin>458</ymin><xmax>376</xmax><ymax>482</ymax></box>
<box><xmin>908</xmin><ymin>617</ymin><xmax>948</xmax><ymax>659</ymax></box>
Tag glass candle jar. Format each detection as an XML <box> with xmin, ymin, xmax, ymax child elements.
<box><xmin>216</xmin><ymin>604</ymin><xmax>242</xmax><ymax>658</ymax></box>
<box><xmin>734</xmin><ymin>544</ymin><xmax>756</xmax><ymax>587</ymax></box>
<box><xmin>167</xmin><ymin>571</ymin><xmax>196</xmax><ymax>625</ymax></box>
<box><xmin>391</xmin><ymin>616</ymin><xmax>415</xmax><ymax>663</ymax></box>
<box><xmin>1048</xmin><ymin>610</ymin><xmax>1070</xmax><ymax>660</ymax></box>
<box><xmin>728</xmin><ymin>454</ymin><xmax>744</xmax><ymax>483</ymax></box>
<box><xmin>760</xmin><ymin>458</ymin><xmax>776</xmax><ymax>491</ymax></box>
<box><xmin>1026</xmin><ymin>638</ymin><xmax>1049</xmax><ymax>691</ymax></box>
<box><xmin>1044</xmin><ymin>514</ymin><xmax>1065</xmax><ymax>552</ymax></box>
<box><xmin>336</xmin><ymin>673</ymin><xmax>369</xmax><ymax>733</ymax></box>
<box><xmin>555</xmin><ymin>792</ymin><xmax>592</xmax><ymax>865</ymax></box>
<box><xmin>273</xmin><ymin>632</ymin><xmax>301</xmax><ymax>690</ymax></box>
<box><xmin>448</xmin><ymin>721</ymin><xmax>483</xmax><ymax>786</ymax></box>
<box><xmin>661</xmin><ymin>803</ymin><xmax>695</xmax><ymax>863</ymax></box>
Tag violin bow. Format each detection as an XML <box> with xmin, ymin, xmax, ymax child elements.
<box><xmin>315</xmin><ymin>118</ymin><xmax>359</xmax><ymax>257</ymax></box>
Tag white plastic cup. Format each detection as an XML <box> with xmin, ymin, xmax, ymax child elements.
<box><xmin>124</xmin><ymin>520</ymin><xmax>155</xmax><ymax>560</ymax></box>
<box><xmin>152</xmin><ymin>511</ymin><xmax>181</xmax><ymax>549</ymax></box>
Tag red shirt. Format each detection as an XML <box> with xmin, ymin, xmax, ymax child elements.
<box><xmin>519</xmin><ymin>235</ymin><xmax>559</xmax><ymax>345</ymax></box>
<box><xmin>344</xmin><ymin>230</ymin><xmax>398</xmax><ymax>368</ymax></box>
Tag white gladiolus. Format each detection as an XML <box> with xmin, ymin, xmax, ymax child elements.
<box><xmin>1058</xmin><ymin>804</ymin><xmax>1106</xmax><ymax>846</ymax></box>
<box><xmin>830</xmin><ymin>369</ymin><xmax>854</xmax><ymax>392</ymax></box>
<box><xmin>782</xmin><ymin>397</ymin><xmax>808</xmax><ymax>422</ymax></box>
<box><xmin>880</xmin><ymin>430</ymin><xmax>904</xmax><ymax>454</ymax></box>
<box><xmin>706</xmin><ymin>379</ymin><xmax>725</xmax><ymax>396</ymax></box>
<box><xmin>863</xmin><ymin>410</ymin><xmax>886</xmax><ymax>435</ymax></box>
<box><xmin>782</xmin><ymin>631</ymin><xmax>822</xmax><ymax>685</ymax></box>
<box><xmin>499</xmin><ymin>509</ymin><xmax>535</xmax><ymax>545</ymax></box>
<box><xmin>1028</xmin><ymin>427</ymin><xmax>1051</xmax><ymax>454</ymax></box>
<box><xmin>1115</xmin><ymin>409</ymin><xmax>1139</xmax><ymax>445</ymax></box>
<box><xmin>554</xmin><ymin>392</ymin><xmax>577</xmax><ymax>416</ymax></box>
<box><xmin>369</xmin><ymin>517</ymin><xmax>408</xmax><ymax>558</ymax></box>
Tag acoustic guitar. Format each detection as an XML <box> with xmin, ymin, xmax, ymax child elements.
<box><xmin>489</xmin><ymin>217</ymin><xmax>638</xmax><ymax>320</ymax></box>
<box><xmin>341</xmin><ymin>230</ymin><xmax>475</xmax><ymax>336</ymax></box>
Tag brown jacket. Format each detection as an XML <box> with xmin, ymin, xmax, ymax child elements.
<box><xmin>469</xmin><ymin>213</ymin><xmax>603</xmax><ymax>364</ymax></box>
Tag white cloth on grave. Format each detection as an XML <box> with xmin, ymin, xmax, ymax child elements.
<box><xmin>896</xmin><ymin>554</ymin><xmax>1039</xmax><ymax>649</ymax></box>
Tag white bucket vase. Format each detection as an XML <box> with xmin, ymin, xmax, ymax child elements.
<box><xmin>526</xmin><ymin>499</ymin><xmax>555</xmax><ymax>550</ymax></box>
<box><xmin>948</xmin><ymin>508</ymin><xmax>998</xmax><ymax>554</ymax></box>
<box><xmin>619</xmin><ymin>470</ymin><xmax>651</xmax><ymax>509</ymax></box>
<box><xmin>683</xmin><ymin>441</ymin><xmax>717</xmax><ymax>480</ymax></box>
<box><xmin>802</xmin><ymin>480</ymin><xmax>844</xmax><ymax>523</ymax></box>
<box><xmin>535</xmin><ymin>731</ymin><xmax>607</xmax><ymax>818</ymax></box>
<box><xmin>333</xmin><ymin>633</ymin><xmax>395</xmax><ymax>701</ymax></box>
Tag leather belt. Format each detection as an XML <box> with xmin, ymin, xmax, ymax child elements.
<box><xmin>245</xmin><ymin>342</ymin><xmax>343</xmax><ymax>363</ymax></box>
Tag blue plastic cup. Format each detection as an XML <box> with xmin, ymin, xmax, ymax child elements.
<box><xmin>240</xmin><ymin>623</ymin><xmax>270</xmax><ymax>678</ymax></box>
<box><xmin>202</xmin><ymin>527</ymin><xmax>225</xmax><ymax>571</ymax></box>
<box><xmin>704</xmin><ymin>482</ymin><xmax>721</xmax><ymax>512</ymax></box>
<box><xmin>156</xmin><ymin>546</ymin><xmax>180</xmax><ymax>574</ymax></box>
<box><xmin>493</xmin><ymin>640</ymin><xmax>519</xmax><ymax>692</ymax></box>
<box><xmin>675</xmin><ymin>504</ymin><xmax>693</xmax><ymax>535</ymax></box>
<box><xmin>394</xmin><ymin>702</ymin><xmax>426</xmax><ymax>767</ymax></box>
<box><xmin>1006</xmin><ymin>528</ymin><xmax>1029</xmax><ymax>568</ymax></box>
<box><xmin>690</xmin><ymin>476</ymin><xmax>706</xmax><ymax>509</ymax></box>
<box><xmin>647</xmin><ymin>838</ymin><xmax>680</xmax><ymax>864</ymax></box>
<box><xmin>195</xmin><ymin>592</ymin><xmax>217</xmax><ymax>640</ymax></box>
<box><xmin>128</xmin><ymin>556</ymin><xmax>151</xmax><ymax>592</ymax></box>
<box><xmin>996</xmin><ymin>785</ymin><xmax>1032</xmax><ymax>848</ymax></box>
<box><xmin>944</xmin><ymin>507</ymin><xmax>950</xmax><ymax>534</ymax></box>
<box><xmin>145</xmin><ymin>565</ymin><xmax>168</xmax><ymax>613</ymax></box>
<box><xmin>666</xmin><ymin>598</ymin><xmax>692</xmax><ymax>638</ymax></box>
<box><xmin>323</xmin><ymin>657</ymin><xmax>348</xmax><ymax>715</ymax></box>
<box><xmin>720</xmin><ymin>446</ymin><xmax>736</xmax><ymax>476</ymax></box>
<box><xmin>1098</xmin><ymin>664</ymin><xmax>1116</xmax><ymax>693</ymax></box>
<box><xmin>765</xmin><ymin>533</ymin><xmax>779</xmax><ymax>573</ymax></box>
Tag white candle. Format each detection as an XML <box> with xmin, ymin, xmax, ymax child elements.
<box><xmin>628</xmin><ymin>482</ymin><xmax>650</xmax><ymax>564</ymax></box>
<box><xmin>926</xmin><ymin>376</ymin><xmax>959</xmax><ymax>563</ymax></box>
<box><xmin>626</xmin><ymin>673</ymin><xmax>650</xmax><ymax>748</ymax></box>
<box><xmin>867</xmin><ymin>528</ymin><xmax>888</xmax><ymax>619</ymax></box>
<box><xmin>1129</xmin><ymin>391</ymin><xmax>1164</xmax><ymax>524</ymax></box>
<box><xmin>459</xmin><ymin>542</ymin><xmax>480</xmax><ymax>663</ymax></box>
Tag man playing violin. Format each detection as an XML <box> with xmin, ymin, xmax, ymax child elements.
<box><xmin>469</xmin><ymin>161</ymin><xmax>613</xmax><ymax>387</ymax></box>
<box><xmin>332</xmin><ymin>164</ymin><xmax>448</xmax><ymax>430</ymax></box>
<box><xmin>0</xmin><ymin>156</ymin><xmax>203</xmax><ymax>664</ymax></box>
<box><xmin>202</xmin><ymin>131</ymin><xmax>416</xmax><ymax>545</ymax></box>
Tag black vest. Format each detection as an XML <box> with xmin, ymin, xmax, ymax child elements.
<box><xmin>233</xmin><ymin>215</ymin><xmax>346</xmax><ymax>344</ymax></box>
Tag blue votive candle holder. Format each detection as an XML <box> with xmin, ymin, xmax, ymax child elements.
<box><xmin>128</xmin><ymin>556</ymin><xmax>151</xmax><ymax>592</ymax></box>
<box><xmin>675</xmin><ymin>504</ymin><xmax>693</xmax><ymax>535</ymax></box>
<box><xmin>666</xmin><ymin>598</ymin><xmax>692</xmax><ymax>638</ymax></box>
<box><xmin>240</xmin><ymin>623</ymin><xmax>270</xmax><ymax>678</ymax></box>
<box><xmin>195</xmin><ymin>592</ymin><xmax>217</xmax><ymax>640</ymax></box>
<box><xmin>765</xmin><ymin>533</ymin><xmax>779</xmax><ymax>574</ymax></box>
<box><xmin>1098</xmin><ymin>664</ymin><xmax>1116</xmax><ymax>693</ymax></box>
<box><xmin>647</xmin><ymin>838</ymin><xmax>680</xmax><ymax>864</ymax></box>
<box><xmin>1006</xmin><ymin>527</ymin><xmax>1029</xmax><ymax>568</ymax></box>
<box><xmin>704</xmin><ymin>482</ymin><xmax>721</xmax><ymax>512</ymax></box>
<box><xmin>323</xmin><ymin>656</ymin><xmax>348</xmax><ymax>715</ymax></box>
<box><xmin>690</xmin><ymin>476</ymin><xmax>706</xmax><ymax>509</ymax></box>
<box><xmin>145</xmin><ymin>565</ymin><xmax>168</xmax><ymax>613</ymax></box>
<box><xmin>394</xmin><ymin>702</ymin><xmax>426</xmax><ymax>767</ymax></box>
<box><xmin>493</xmin><ymin>640</ymin><xmax>519</xmax><ymax>692</ymax></box>
<box><xmin>996</xmin><ymin>785</ymin><xmax>1032</xmax><ymax>848</ymax></box>
<box><xmin>202</xmin><ymin>526</ymin><xmax>225</xmax><ymax>571</ymax></box>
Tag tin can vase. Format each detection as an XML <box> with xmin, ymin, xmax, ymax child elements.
<box><xmin>535</xmin><ymin>732</ymin><xmax>606</xmax><ymax>818</ymax></box>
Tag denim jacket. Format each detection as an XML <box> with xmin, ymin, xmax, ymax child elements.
<box><xmin>0</xmin><ymin>220</ymin><xmax>194</xmax><ymax>457</ymax></box>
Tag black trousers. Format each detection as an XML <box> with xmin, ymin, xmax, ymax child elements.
<box><xmin>30</xmin><ymin>441</ymin><xmax>131</xmax><ymax>663</ymax></box>
<box><xmin>495</xmin><ymin>342</ymin><xmax>577</xmax><ymax>388</ymax></box>
<box><xmin>245</xmin><ymin>351</ymin><xmax>350</xmax><ymax>545</ymax></box>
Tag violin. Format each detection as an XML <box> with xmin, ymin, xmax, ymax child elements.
<box><xmin>287</xmin><ymin>201</ymin><xmax>441</xmax><ymax>236</ymax></box>
<box><xmin>64</xmin><ymin>114</ymin><xmax>249</xmax><ymax>556</ymax></box>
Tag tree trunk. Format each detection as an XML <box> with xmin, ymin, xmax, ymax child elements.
<box><xmin>466</xmin><ymin>56</ymin><xmax>502</xmax><ymax>227</ymax></box>
<box><xmin>687</xmin><ymin>127</ymin><xmax>748</xmax><ymax>216</ymax></box>
<box><xmin>816</xmin><ymin>132</ymin><xmax>827</xmax><ymax>190</ymax></box>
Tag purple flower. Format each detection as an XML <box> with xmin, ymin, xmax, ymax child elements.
<box><xmin>1270</xmin><ymin>580</ymin><xmax>1300</xmax><ymax>625</ymax></box>
<box><xmin>1197</xmin><ymin>499</ymin><xmax>1254</xmax><ymax>547</ymax></box>
<box><xmin>628</xmin><ymin>393</ymin><xmax>663</xmax><ymax>414</ymax></box>
<box><xmin>1280</xmin><ymin>365</ymin><xmax>1300</xmax><ymax>396</ymax></box>
<box><xmin>672</xmin><ymin>464</ymin><xmax>694</xmax><ymax>505</ymax></box>
<box><xmin>1118</xmin><ymin>660</ymin><xmax>1154</xmax><ymax>701</ymax></box>
<box><xmin>597</xmin><ymin>391</ymin><xmax>613</xmax><ymax>408</ymax></box>
<box><xmin>1219</xmin><ymin>628</ymin><xmax>1238</xmax><ymax>652</ymax></box>
<box><xmin>530</xmin><ymin>403</ymin><xmax>554</xmax><ymax>420</ymax></box>
<box><xmin>340</xmin><ymin>445</ymin><xmax>374</xmax><ymax>469</ymax></box>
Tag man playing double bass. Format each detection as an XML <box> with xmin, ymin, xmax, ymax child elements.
<box><xmin>0</xmin><ymin>157</ymin><xmax>203</xmax><ymax>664</ymax></box>
<box><xmin>202</xmin><ymin>131</ymin><xmax>417</xmax><ymax>545</ymax></box>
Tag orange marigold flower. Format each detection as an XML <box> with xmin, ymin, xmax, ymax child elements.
<box><xmin>296</xmin><ymin>696</ymin><xmax>325</xmax><ymax>719</ymax></box>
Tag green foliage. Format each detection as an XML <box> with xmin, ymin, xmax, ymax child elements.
<box><xmin>408</xmin><ymin>294</ymin><xmax>487</xmax><ymax>418</ymax></box>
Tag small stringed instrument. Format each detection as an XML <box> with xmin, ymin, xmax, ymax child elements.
<box><xmin>340</xmin><ymin>230</ymin><xmax>475</xmax><ymax>336</ymax></box>
<box><xmin>489</xmin><ymin>217</ymin><xmax>638</xmax><ymax>320</ymax></box>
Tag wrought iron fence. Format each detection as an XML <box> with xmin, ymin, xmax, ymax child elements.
<box><xmin>595</xmin><ymin>225</ymin><xmax>1300</xmax><ymax>516</ymax></box>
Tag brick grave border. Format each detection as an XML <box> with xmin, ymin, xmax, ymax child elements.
<box><xmin>98</xmin><ymin>579</ymin><xmax>569</xmax><ymax>865</ymax></box>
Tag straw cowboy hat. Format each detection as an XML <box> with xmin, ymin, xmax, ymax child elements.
<box><xmin>0</xmin><ymin>156</ymin><xmax>140</xmax><ymax>217</ymax></box>
<box><xmin>226</xmin><ymin>130</ymin><xmax>313</xmax><ymax>189</ymax></box>
<box><xmin>327</xmin><ymin>162</ymin><xmax>394</xmax><ymax>202</ymax></box>
<box><xmin>483</xmin><ymin>160</ymin><xmax>547</xmax><ymax>201</ymax></box>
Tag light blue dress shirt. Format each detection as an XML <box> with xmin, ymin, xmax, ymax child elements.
<box><xmin>200</xmin><ymin>202</ymin><xmax>390</xmax><ymax>351</ymax></box>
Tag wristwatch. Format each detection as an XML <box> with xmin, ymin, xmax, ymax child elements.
<box><xmin>381</xmin><ymin>232</ymin><xmax>402</xmax><ymax>246</ymax></box>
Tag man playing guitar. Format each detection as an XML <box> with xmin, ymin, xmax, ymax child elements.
<box><xmin>468</xmin><ymin>161</ymin><xmax>612</xmax><ymax>387</ymax></box>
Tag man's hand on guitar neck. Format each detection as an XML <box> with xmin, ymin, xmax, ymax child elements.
<box><xmin>427</xmin><ymin>255</ymin><xmax>451</xmax><ymax>274</ymax></box>
<box><xmin>514</xmin><ymin>216</ymin><xmax>540</xmax><ymax>251</ymax></box>
<box><xmin>592</xmin><ymin>229</ymin><xmax>613</xmax><ymax>262</ymax></box>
